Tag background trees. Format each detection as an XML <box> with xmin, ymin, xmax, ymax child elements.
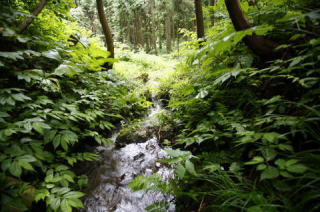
<box><xmin>73</xmin><ymin>0</ymin><xmax>195</xmax><ymax>53</ymax></box>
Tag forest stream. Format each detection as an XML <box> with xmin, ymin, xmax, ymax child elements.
<box><xmin>1</xmin><ymin>1</ymin><xmax>319</xmax><ymax>211</ymax></box>
<box><xmin>81</xmin><ymin>99</ymin><xmax>175</xmax><ymax>212</ymax></box>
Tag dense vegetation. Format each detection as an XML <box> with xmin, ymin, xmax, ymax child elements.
<box><xmin>1</xmin><ymin>0</ymin><xmax>320</xmax><ymax>211</ymax></box>
<box><xmin>0</xmin><ymin>1</ymin><xmax>149</xmax><ymax>211</ymax></box>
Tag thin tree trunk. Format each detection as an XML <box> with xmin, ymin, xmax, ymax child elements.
<box><xmin>165</xmin><ymin>16</ymin><xmax>172</xmax><ymax>53</ymax></box>
<box><xmin>88</xmin><ymin>12</ymin><xmax>97</xmax><ymax>34</ymax></box>
<box><xmin>150</xmin><ymin>0</ymin><xmax>157</xmax><ymax>54</ymax></box>
<box><xmin>209</xmin><ymin>0</ymin><xmax>215</xmax><ymax>27</ymax></box>
<box><xmin>194</xmin><ymin>0</ymin><xmax>205</xmax><ymax>39</ymax></box>
<box><xmin>158</xmin><ymin>13</ymin><xmax>162</xmax><ymax>50</ymax></box>
<box><xmin>225</xmin><ymin>0</ymin><xmax>278</xmax><ymax>57</ymax></box>
<box><xmin>96</xmin><ymin>0</ymin><xmax>114</xmax><ymax>62</ymax></box>
<box><xmin>135</xmin><ymin>12</ymin><xmax>144</xmax><ymax>48</ymax></box>
<box><xmin>18</xmin><ymin>0</ymin><xmax>48</xmax><ymax>33</ymax></box>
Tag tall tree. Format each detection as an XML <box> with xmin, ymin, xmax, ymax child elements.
<box><xmin>194</xmin><ymin>0</ymin><xmax>205</xmax><ymax>39</ymax></box>
<box><xmin>165</xmin><ymin>15</ymin><xmax>172</xmax><ymax>52</ymax></box>
<box><xmin>209</xmin><ymin>0</ymin><xmax>215</xmax><ymax>27</ymax></box>
<box><xmin>96</xmin><ymin>0</ymin><xmax>115</xmax><ymax>64</ymax></box>
<box><xmin>225</xmin><ymin>0</ymin><xmax>278</xmax><ymax>57</ymax></box>
<box><xmin>18</xmin><ymin>0</ymin><xmax>48</xmax><ymax>33</ymax></box>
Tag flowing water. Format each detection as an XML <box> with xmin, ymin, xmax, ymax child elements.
<box><xmin>82</xmin><ymin>100</ymin><xmax>175</xmax><ymax>212</ymax></box>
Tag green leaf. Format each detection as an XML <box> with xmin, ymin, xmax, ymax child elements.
<box><xmin>263</xmin><ymin>96</ymin><xmax>282</xmax><ymax>105</ymax></box>
<box><xmin>195</xmin><ymin>89</ymin><xmax>209</xmax><ymax>99</ymax></box>
<box><xmin>5</xmin><ymin>144</ymin><xmax>24</xmax><ymax>156</ymax></box>
<box><xmin>165</xmin><ymin>149</ymin><xmax>191</xmax><ymax>158</ymax></box>
<box><xmin>32</xmin><ymin>122</ymin><xmax>51</xmax><ymax>135</ymax></box>
<box><xmin>18</xmin><ymin>161</ymin><xmax>34</xmax><ymax>171</ymax></box>
<box><xmin>245</xmin><ymin>156</ymin><xmax>264</xmax><ymax>165</ymax></box>
<box><xmin>77</xmin><ymin>175</ymin><xmax>88</xmax><ymax>188</ymax></box>
<box><xmin>0</xmin><ymin>51</ymin><xmax>24</xmax><ymax>61</ymax></box>
<box><xmin>176</xmin><ymin>164</ymin><xmax>186</xmax><ymax>178</ymax></box>
<box><xmin>63</xmin><ymin>174</ymin><xmax>74</xmax><ymax>183</ymax></box>
<box><xmin>34</xmin><ymin>189</ymin><xmax>49</xmax><ymax>202</ymax></box>
<box><xmin>285</xmin><ymin>159</ymin><xmax>298</xmax><ymax>166</ymax></box>
<box><xmin>45</xmin><ymin>130</ymin><xmax>57</xmax><ymax>144</ymax></box>
<box><xmin>278</xmin><ymin>144</ymin><xmax>293</xmax><ymax>152</ymax></box>
<box><xmin>1</xmin><ymin>159</ymin><xmax>11</xmax><ymax>171</ymax></box>
<box><xmin>61</xmin><ymin>199</ymin><xmax>72</xmax><ymax>212</ymax></box>
<box><xmin>12</xmin><ymin>93</ymin><xmax>32</xmax><ymax>102</ymax></box>
<box><xmin>261</xmin><ymin>147</ymin><xmax>277</xmax><ymax>161</ymax></box>
<box><xmin>229</xmin><ymin>162</ymin><xmax>241</xmax><ymax>172</ymax></box>
<box><xmin>51</xmin><ymin>187</ymin><xmax>70</xmax><ymax>195</ymax></box>
<box><xmin>67</xmin><ymin>198</ymin><xmax>84</xmax><ymax>208</ymax></box>
<box><xmin>248</xmin><ymin>205</ymin><xmax>264</xmax><ymax>212</ymax></box>
<box><xmin>9</xmin><ymin>161</ymin><xmax>22</xmax><ymax>177</ymax></box>
<box><xmin>261</xmin><ymin>166</ymin><xmax>279</xmax><ymax>180</ymax></box>
<box><xmin>286</xmin><ymin>164</ymin><xmax>307</xmax><ymax>174</ymax></box>
<box><xmin>203</xmin><ymin>163</ymin><xmax>221</xmax><ymax>172</ymax></box>
<box><xmin>56</xmin><ymin>165</ymin><xmax>69</xmax><ymax>171</ymax></box>
<box><xmin>275</xmin><ymin>159</ymin><xmax>286</xmax><ymax>169</ymax></box>
<box><xmin>61</xmin><ymin>140</ymin><xmax>68</xmax><ymax>151</ymax></box>
<box><xmin>53</xmin><ymin>64</ymin><xmax>81</xmax><ymax>77</ymax></box>
<box><xmin>280</xmin><ymin>171</ymin><xmax>294</xmax><ymax>178</ymax></box>
<box><xmin>42</xmin><ymin>50</ymin><xmax>62</xmax><ymax>61</ymax></box>
<box><xmin>63</xmin><ymin>191</ymin><xmax>85</xmax><ymax>199</ymax></box>
<box><xmin>48</xmin><ymin>195</ymin><xmax>61</xmax><ymax>211</ymax></box>
<box><xmin>0</xmin><ymin>111</ymin><xmax>10</xmax><ymax>118</ymax></box>
<box><xmin>45</xmin><ymin>174</ymin><xmax>54</xmax><ymax>182</ymax></box>
<box><xmin>53</xmin><ymin>134</ymin><xmax>61</xmax><ymax>149</ymax></box>
<box><xmin>16</xmin><ymin>69</ymin><xmax>44</xmax><ymax>82</ymax></box>
<box><xmin>256</xmin><ymin>164</ymin><xmax>267</xmax><ymax>170</ymax></box>
<box><xmin>263</xmin><ymin>132</ymin><xmax>280</xmax><ymax>143</ymax></box>
<box><xmin>185</xmin><ymin>160</ymin><xmax>197</xmax><ymax>175</ymax></box>
<box><xmin>16</xmin><ymin>155</ymin><xmax>37</xmax><ymax>162</ymax></box>
<box><xmin>289</xmin><ymin>56</ymin><xmax>305</xmax><ymax>67</ymax></box>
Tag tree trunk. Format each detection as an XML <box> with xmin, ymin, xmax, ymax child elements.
<box><xmin>96</xmin><ymin>0</ymin><xmax>114</xmax><ymax>69</ymax></box>
<box><xmin>85</xmin><ymin>9</ymin><xmax>97</xmax><ymax>35</ymax></box>
<box><xmin>150</xmin><ymin>0</ymin><xmax>157</xmax><ymax>54</ymax></box>
<box><xmin>135</xmin><ymin>12</ymin><xmax>144</xmax><ymax>48</ymax></box>
<box><xmin>194</xmin><ymin>0</ymin><xmax>205</xmax><ymax>39</ymax></box>
<box><xmin>209</xmin><ymin>0</ymin><xmax>215</xmax><ymax>27</ymax></box>
<box><xmin>18</xmin><ymin>0</ymin><xmax>48</xmax><ymax>33</ymax></box>
<box><xmin>225</xmin><ymin>0</ymin><xmax>278</xmax><ymax>57</ymax></box>
<box><xmin>158</xmin><ymin>13</ymin><xmax>162</xmax><ymax>50</ymax></box>
<box><xmin>165</xmin><ymin>16</ymin><xmax>172</xmax><ymax>53</ymax></box>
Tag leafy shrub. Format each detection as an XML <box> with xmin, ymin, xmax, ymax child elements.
<box><xmin>155</xmin><ymin>2</ymin><xmax>320</xmax><ymax>212</ymax></box>
<box><xmin>0</xmin><ymin>4</ymin><xmax>148</xmax><ymax>212</ymax></box>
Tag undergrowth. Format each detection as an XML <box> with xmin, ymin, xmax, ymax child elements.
<box><xmin>0</xmin><ymin>3</ymin><xmax>148</xmax><ymax>212</ymax></box>
<box><xmin>131</xmin><ymin>1</ymin><xmax>320</xmax><ymax>211</ymax></box>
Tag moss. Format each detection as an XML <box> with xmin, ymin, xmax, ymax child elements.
<box><xmin>116</xmin><ymin>120</ymin><xmax>153</xmax><ymax>145</ymax></box>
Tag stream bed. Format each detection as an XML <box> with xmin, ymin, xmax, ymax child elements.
<box><xmin>82</xmin><ymin>100</ymin><xmax>175</xmax><ymax>212</ymax></box>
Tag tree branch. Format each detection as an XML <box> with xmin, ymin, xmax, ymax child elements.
<box><xmin>225</xmin><ymin>0</ymin><xmax>279</xmax><ymax>57</ymax></box>
<box><xmin>18</xmin><ymin>0</ymin><xmax>48</xmax><ymax>33</ymax></box>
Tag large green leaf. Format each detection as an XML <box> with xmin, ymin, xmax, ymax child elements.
<box><xmin>261</xmin><ymin>166</ymin><xmax>279</xmax><ymax>180</ymax></box>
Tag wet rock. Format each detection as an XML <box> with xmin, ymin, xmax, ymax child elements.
<box><xmin>82</xmin><ymin>98</ymin><xmax>175</xmax><ymax>212</ymax></box>
<box><xmin>116</xmin><ymin>122</ymin><xmax>153</xmax><ymax>146</ymax></box>
<box><xmin>82</xmin><ymin>138</ymin><xmax>175</xmax><ymax>212</ymax></box>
